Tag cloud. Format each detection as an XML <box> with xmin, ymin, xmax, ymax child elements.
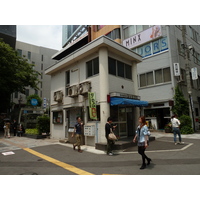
<box><xmin>17</xmin><ymin>25</ymin><xmax>62</xmax><ymax>50</ymax></box>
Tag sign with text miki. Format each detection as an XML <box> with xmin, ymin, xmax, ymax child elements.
<box><xmin>88</xmin><ymin>92</ymin><xmax>97</xmax><ymax>120</ymax></box>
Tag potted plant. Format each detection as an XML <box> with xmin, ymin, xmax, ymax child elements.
<box><xmin>164</xmin><ymin>122</ymin><xmax>172</xmax><ymax>133</ymax></box>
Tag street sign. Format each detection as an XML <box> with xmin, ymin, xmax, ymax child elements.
<box><xmin>31</xmin><ymin>99</ymin><xmax>38</xmax><ymax>106</ymax></box>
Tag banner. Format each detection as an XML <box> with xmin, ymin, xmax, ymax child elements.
<box><xmin>88</xmin><ymin>92</ymin><xmax>97</xmax><ymax>120</ymax></box>
<box><xmin>123</xmin><ymin>25</ymin><xmax>162</xmax><ymax>49</ymax></box>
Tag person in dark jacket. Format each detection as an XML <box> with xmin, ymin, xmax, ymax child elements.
<box><xmin>105</xmin><ymin>117</ymin><xmax>117</xmax><ymax>156</ymax></box>
<box><xmin>13</xmin><ymin>119</ymin><xmax>18</xmax><ymax>136</ymax></box>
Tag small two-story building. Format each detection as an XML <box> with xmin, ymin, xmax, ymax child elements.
<box><xmin>45</xmin><ymin>36</ymin><xmax>148</xmax><ymax>146</ymax></box>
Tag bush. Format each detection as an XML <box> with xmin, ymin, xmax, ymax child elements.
<box><xmin>179</xmin><ymin>115</ymin><xmax>193</xmax><ymax>134</ymax></box>
<box><xmin>36</xmin><ymin>115</ymin><xmax>50</xmax><ymax>135</ymax></box>
<box><xmin>25</xmin><ymin>128</ymin><xmax>39</xmax><ymax>135</ymax></box>
<box><xmin>179</xmin><ymin>115</ymin><xmax>192</xmax><ymax>128</ymax></box>
<box><xmin>180</xmin><ymin>126</ymin><xmax>194</xmax><ymax>134</ymax></box>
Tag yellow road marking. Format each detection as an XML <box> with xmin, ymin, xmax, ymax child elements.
<box><xmin>23</xmin><ymin>148</ymin><xmax>94</xmax><ymax>175</ymax></box>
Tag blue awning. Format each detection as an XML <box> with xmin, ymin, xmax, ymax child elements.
<box><xmin>110</xmin><ymin>97</ymin><xmax>148</xmax><ymax>107</ymax></box>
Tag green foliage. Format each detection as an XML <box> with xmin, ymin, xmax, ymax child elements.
<box><xmin>26</xmin><ymin>94</ymin><xmax>42</xmax><ymax>107</ymax></box>
<box><xmin>179</xmin><ymin>115</ymin><xmax>193</xmax><ymax>134</ymax></box>
<box><xmin>0</xmin><ymin>39</ymin><xmax>40</xmax><ymax>112</ymax></box>
<box><xmin>36</xmin><ymin>115</ymin><xmax>50</xmax><ymax>135</ymax></box>
<box><xmin>180</xmin><ymin>126</ymin><xmax>194</xmax><ymax>134</ymax></box>
<box><xmin>25</xmin><ymin>128</ymin><xmax>39</xmax><ymax>135</ymax></box>
<box><xmin>179</xmin><ymin>115</ymin><xmax>192</xmax><ymax>127</ymax></box>
<box><xmin>171</xmin><ymin>86</ymin><xmax>189</xmax><ymax>116</ymax></box>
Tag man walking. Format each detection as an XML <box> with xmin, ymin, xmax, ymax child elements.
<box><xmin>72</xmin><ymin>117</ymin><xmax>83</xmax><ymax>153</ymax></box>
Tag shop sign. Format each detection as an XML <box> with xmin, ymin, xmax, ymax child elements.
<box><xmin>123</xmin><ymin>25</ymin><xmax>162</xmax><ymax>49</ymax></box>
<box><xmin>88</xmin><ymin>92</ymin><xmax>97</xmax><ymax>120</ymax></box>
<box><xmin>174</xmin><ymin>63</ymin><xmax>180</xmax><ymax>76</ymax></box>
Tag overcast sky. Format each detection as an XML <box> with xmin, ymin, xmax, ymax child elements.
<box><xmin>17</xmin><ymin>25</ymin><xmax>62</xmax><ymax>50</ymax></box>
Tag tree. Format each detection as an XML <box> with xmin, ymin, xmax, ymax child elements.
<box><xmin>0</xmin><ymin>39</ymin><xmax>40</xmax><ymax>113</ymax></box>
<box><xmin>171</xmin><ymin>86</ymin><xmax>189</xmax><ymax>116</ymax></box>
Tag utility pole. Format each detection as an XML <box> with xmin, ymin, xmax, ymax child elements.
<box><xmin>181</xmin><ymin>25</ymin><xmax>195</xmax><ymax>131</ymax></box>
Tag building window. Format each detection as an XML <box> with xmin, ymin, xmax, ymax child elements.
<box><xmin>28</xmin><ymin>51</ymin><xmax>31</xmax><ymax>60</ymax></box>
<box><xmin>108</xmin><ymin>57</ymin><xmax>116</xmax><ymax>75</ymax></box>
<box><xmin>53</xmin><ymin>111</ymin><xmax>63</xmax><ymax>124</ymax></box>
<box><xmin>189</xmin><ymin>26</ymin><xmax>199</xmax><ymax>43</ymax></box>
<box><xmin>108</xmin><ymin>57</ymin><xmax>132</xmax><ymax>80</ymax></box>
<box><xmin>65</xmin><ymin>70</ymin><xmax>70</xmax><ymax>95</ymax></box>
<box><xmin>35</xmin><ymin>90</ymin><xmax>38</xmax><ymax>95</ymax></box>
<box><xmin>32</xmin><ymin>62</ymin><xmax>35</xmax><ymax>70</ymax></box>
<box><xmin>41</xmin><ymin>55</ymin><xmax>43</xmax><ymax>61</ymax></box>
<box><xmin>117</xmin><ymin>61</ymin><xmax>125</xmax><ymax>78</ymax></box>
<box><xmin>139</xmin><ymin>67</ymin><xmax>171</xmax><ymax>88</ymax></box>
<box><xmin>41</xmin><ymin>64</ymin><xmax>43</xmax><ymax>70</ymax></box>
<box><xmin>106</xmin><ymin>28</ymin><xmax>121</xmax><ymax>40</ymax></box>
<box><xmin>86</xmin><ymin>57</ymin><xmax>99</xmax><ymax>78</ymax></box>
<box><xmin>123</xmin><ymin>25</ymin><xmax>153</xmax><ymax>39</ymax></box>
<box><xmin>17</xmin><ymin>49</ymin><xmax>22</xmax><ymax>57</ymax></box>
<box><xmin>163</xmin><ymin>67</ymin><xmax>171</xmax><ymax>82</ymax></box>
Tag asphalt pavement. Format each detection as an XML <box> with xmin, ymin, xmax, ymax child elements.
<box><xmin>1</xmin><ymin>131</ymin><xmax>200</xmax><ymax>175</ymax></box>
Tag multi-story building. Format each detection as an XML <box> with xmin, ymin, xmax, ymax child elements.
<box><xmin>46</xmin><ymin>36</ymin><xmax>147</xmax><ymax>145</ymax></box>
<box><xmin>12</xmin><ymin>41</ymin><xmax>58</xmax><ymax>109</ymax></box>
<box><xmin>0</xmin><ymin>25</ymin><xmax>16</xmax><ymax>48</ymax></box>
<box><xmin>121</xmin><ymin>25</ymin><xmax>200</xmax><ymax>131</ymax></box>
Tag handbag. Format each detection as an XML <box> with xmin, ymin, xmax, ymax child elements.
<box><xmin>108</xmin><ymin>128</ymin><xmax>117</xmax><ymax>140</ymax></box>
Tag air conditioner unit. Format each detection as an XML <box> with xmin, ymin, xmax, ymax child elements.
<box><xmin>79</xmin><ymin>81</ymin><xmax>91</xmax><ymax>95</ymax></box>
<box><xmin>68</xmin><ymin>85</ymin><xmax>79</xmax><ymax>97</ymax></box>
<box><xmin>54</xmin><ymin>90</ymin><xmax>63</xmax><ymax>102</ymax></box>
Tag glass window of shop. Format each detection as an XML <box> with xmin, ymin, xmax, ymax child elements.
<box><xmin>110</xmin><ymin>106</ymin><xmax>134</xmax><ymax>138</ymax></box>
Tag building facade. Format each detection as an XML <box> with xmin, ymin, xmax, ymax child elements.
<box><xmin>121</xmin><ymin>25</ymin><xmax>200</xmax><ymax>130</ymax></box>
<box><xmin>0</xmin><ymin>25</ymin><xmax>16</xmax><ymax>48</ymax></box>
<box><xmin>12</xmin><ymin>41</ymin><xmax>58</xmax><ymax>109</ymax></box>
<box><xmin>45</xmin><ymin>36</ymin><xmax>147</xmax><ymax>145</ymax></box>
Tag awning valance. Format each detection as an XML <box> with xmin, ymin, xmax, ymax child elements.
<box><xmin>110</xmin><ymin>97</ymin><xmax>148</xmax><ymax>107</ymax></box>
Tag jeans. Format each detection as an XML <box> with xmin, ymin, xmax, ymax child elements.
<box><xmin>173</xmin><ymin>127</ymin><xmax>181</xmax><ymax>143</ymax></box>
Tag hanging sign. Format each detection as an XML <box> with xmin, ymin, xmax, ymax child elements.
<box><xmin>174</xmin><ymin>63</ymin><xmax>180</xmax><ymax>76</ymax></box>
<box><xmin>191</xmin><ymin>67</ymin><xmax>198</xmax><ymax>80</ymax></box>
<box><xmin>88</xmin><ymin>92</ymin><xmax>97</xmax><ymax>120</ymax></box>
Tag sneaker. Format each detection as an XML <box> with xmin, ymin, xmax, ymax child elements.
<box><xmin>175</xmin><ymin>142</ymin><xmax>177</xmax><ymax>145</ymax></box>
<box><xmin>108</xmin><ymin>152</ymin><xmax>113</xmax><ymax>156</ymax></box>
<box><xmin>78</xmin><ymin>149</ymin><xmax>83</xmax><ymax>153</ymax></box>
<box><xmin>180</xmin><ymin>142</ymin><xmax>184</xmax><ymax>144</ymax></box>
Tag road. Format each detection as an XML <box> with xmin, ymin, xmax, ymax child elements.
<box><xmin>1</xmin><ymin>132</ymin><xmax>200</xmax><ymax>175</ymax></box>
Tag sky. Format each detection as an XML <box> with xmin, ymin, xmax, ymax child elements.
<box><xmin>17</xmin><ymin>25</ymin><xmax>62</xmax><ymax>50</ymax></box>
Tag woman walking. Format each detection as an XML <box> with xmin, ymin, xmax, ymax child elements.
<box><xmin>133</xmin><ymin>116</ymin><xmax>151</xmax><ymax>169</ymax></box>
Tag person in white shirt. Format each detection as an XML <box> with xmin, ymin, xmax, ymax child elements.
<box><xmin>171</xmin><ymin>115</ymin><xmax>184</xmax><ymax>145</ymax></box>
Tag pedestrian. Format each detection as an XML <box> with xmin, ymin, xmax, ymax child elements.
<box><xmin>4</xmin><ymin>120</ymin><xmax>11</xmax><ymax>138</ymax></box>
<box><xmin>72</xmin><ymin>117</ymin><xmax>83</xmax><ymax>153</ymax></box>
<box><xmin>13</xmin><ymin>119</ymin><xmax>18</xmax><ymax>136</ymax></box>
<box><xmin>133</xmin><ymin>116</ymin><xmax>151</xmax><ymax>169</ymax></box>
<box><xmin>171</xmin><ymin>114</ymin><xmax>184</xmax><ymax>145</ymax></box>
<box><xmin>17</xmin><ymin>124</ymin><xmax>24</xmax><ymax>137</ymax></box>
<box><xmin>105</xmin><ymin>117</ymin><xmax>117</xmax><ymax>156</ymax></box>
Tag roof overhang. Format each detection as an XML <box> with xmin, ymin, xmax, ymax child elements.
<box><xmin>45</xmin><ymin>35</ymin><xmax>142</xmax><ymax>75</ymax></box>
